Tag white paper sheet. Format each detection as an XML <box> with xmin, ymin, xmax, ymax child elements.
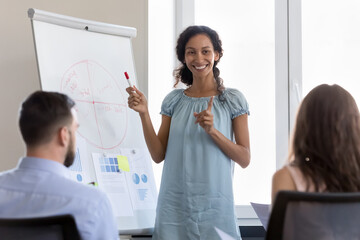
<box><xmin>92</xmin><ymin>153</ymin><xmax>134</xmax><ymax>217</ymax></box>
<box><xmin>250</xmin><ymin>202</ymin><xmax>270</xmax><ymax>230</ymax></box>
<box><xmin>67</xmin><ymin>134</ymin><xmax>90</xmax><ymax>183</ymax></box>
<box><xmin>121</xmin><ymin>148</ymin><xmax>157</xmax><ymax>210</ymax></box>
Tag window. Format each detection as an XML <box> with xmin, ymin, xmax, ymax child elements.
<box><xmin>149</xmin><ymin>0</ymin><xmax>360</xmax><ymax>227</ymax></box>
<box><xmin>302</xmin><ymin>0</ymin><xmax>360</xmax><ymax>101</ymax></box>
<box><xmin>148</xmin><ymin>0</ymin><xmax>347</xmax><ymax>225</ymax></box>
<box><xmin>148</xmin><ymin>0</ymin><xmax>175</xmax><ymax>190</ymax></box>
<box><xmin>149</xmin><ymin>0</ymin><xmax>280</xmax><ymax>224</ymax></box>
<box><xmin>194</xmin><ymin>0</ymin><xmax>276</xmax><ymax>206</ymax></box>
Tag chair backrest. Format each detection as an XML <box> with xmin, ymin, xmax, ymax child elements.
<box><xmin>266</xmin><ymin>191</ymin><xmax>360</xmax><ymax>240</ymax></box>
<box><xmin>0</xmin><ymin>214</ymin><xmax>81</xmax><ymax>240</ymax></box>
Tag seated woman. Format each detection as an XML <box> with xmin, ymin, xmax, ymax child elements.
<box><xmin>272</xmin><ymin>84</ymin><xmax>360</xmax><ymax>202</ymax></box>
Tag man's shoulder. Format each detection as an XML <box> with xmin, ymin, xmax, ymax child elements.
<box><xmin>0</xmin><ymin>166</ymin><xmax>110</xmax><ymax>210</ymax></box>
<box><xmin>60</xmin><ymin>177</ymin><xmax>108</xmax><ymax>201</ymax></box>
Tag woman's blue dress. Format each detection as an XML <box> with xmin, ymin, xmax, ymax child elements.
<box><xmin>153</xmin><ymin>88</ymin><xmax>249</xmax><ymax>240</ymax></box>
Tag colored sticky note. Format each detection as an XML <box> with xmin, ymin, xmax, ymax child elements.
<box><xmin>117</xmin><ymin>155</ymin><xmax>130</xmax><ymax>172</ymax></box>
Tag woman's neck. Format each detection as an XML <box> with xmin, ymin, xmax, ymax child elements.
<box><xmin>185</xmin><ymin>78</ymin><xmax>218</xmax><ymax>97</ymax></box>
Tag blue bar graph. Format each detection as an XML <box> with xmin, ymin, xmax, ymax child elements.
<box><xmin>137</xmin><ymin>189</ymin><xmax>148</xmax><ymax>201</ymax></box>
<box><xmin>69</xmin><ymin>148</ymin><xmax>82</xmax><ymax>172</ymax></box>
<box><xmin>100</xmin><ymin>157</ymin><xmax>120</xmax><ymax>173</ymax></box>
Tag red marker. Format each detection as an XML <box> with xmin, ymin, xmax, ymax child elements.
<box><xmin>124</xmin><ymin>72</ymin><xmax>132</xmax><ymax>87</ymax></box>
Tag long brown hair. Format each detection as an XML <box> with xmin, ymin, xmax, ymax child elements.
<box><xmin>290</xmin><ymin>84</ymin><xmax>360</xmax><ymax>192</ymax></box>
<box><xmin>173</xmin><ymin>25</ymin><xmax>224</xmax><ymax>94</ymax></box>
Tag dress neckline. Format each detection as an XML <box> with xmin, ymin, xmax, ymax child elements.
<box><xmin>182</xmin><ymin>89</ymin><xmax>221</xmax><ymax>100</ymax></box>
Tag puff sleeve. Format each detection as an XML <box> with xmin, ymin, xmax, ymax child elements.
<box><xmin>224</xmin><ymin>88</ymin><xmax>250</xmax><ymax>119</ymax></box>
<box><xmin>160</xmin><ymin>89</ymin><xmax>183</xmax><ymax>117</ymax></box>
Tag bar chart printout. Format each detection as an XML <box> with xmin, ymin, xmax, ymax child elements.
<box><xmin>92</xmin><ymin>149</ymin><xmax>157</xmax><ymax>214</ymax></box>
<box><xmin>92</xmin><ymin>153</ymin><xmax>134</xmax><ymax>217</ymax></box>
<box><xmin>68</xmin><ymin>135</ymin><xmax>89</xmax><ymax>183</ymax></box>
<box><xmin>121</xmin><ymin>148</ymin><xmax>157</xmax><ymax>210</ymax></box>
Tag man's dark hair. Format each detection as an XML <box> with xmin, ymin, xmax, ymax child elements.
<box><xmin>19</xmin><ymin>91</ymin><xmax>75</xmax><ymax>147</ymax></box>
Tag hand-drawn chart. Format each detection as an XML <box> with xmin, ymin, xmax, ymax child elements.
<box><xmin>61</xmin><ymin>60</ymin><xmax>128</xmax><ymax>149</ymax></box>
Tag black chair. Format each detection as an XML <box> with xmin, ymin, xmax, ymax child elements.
<box><xmin>266</xmin><ymin>191</ymin><xmax>360</xmax><ymax>240</ymax></box>
<box><xmin>0</xmin><ymin>214</ymin><xmax>81</xmax><ymax>240</ymax></box>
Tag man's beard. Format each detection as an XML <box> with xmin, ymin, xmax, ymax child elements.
<box><xmin>64</xmin><ymin>133</ymin><xmax>75</xmax><ymax>168</ymax></box>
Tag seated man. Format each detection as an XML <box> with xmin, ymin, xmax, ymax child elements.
<box><xmin>0</xmin><ymin>91</ymin><xmax>118</xmax><ymax>240</ymax></box>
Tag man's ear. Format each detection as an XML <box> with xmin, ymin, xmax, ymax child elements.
<box><xmin>58</xmin><ymin>126</ymin><xmax>69</xmax><ymax>147</ymax></box>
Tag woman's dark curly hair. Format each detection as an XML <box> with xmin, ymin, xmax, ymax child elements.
<box><xmin>173</xmin><ymin>25</ymin><xmax>224</xmax><ymax>94</ymax></box>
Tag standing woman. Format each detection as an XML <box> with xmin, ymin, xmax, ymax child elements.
<box><xmin>127</xmin><ymin>25</ymin><xmax>250</xmax><ymax>240</ymax></box>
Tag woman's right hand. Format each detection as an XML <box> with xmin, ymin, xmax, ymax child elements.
<box><xmin>126</xmin><ymin>86</ymin><xmax>148</xmax><ymax>114</ymax></box>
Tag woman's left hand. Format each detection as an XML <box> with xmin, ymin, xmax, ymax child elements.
<box><xmin>194</xmin><ymin>96</ymin><xmax>214</xmax><ymax>134</ymax></box>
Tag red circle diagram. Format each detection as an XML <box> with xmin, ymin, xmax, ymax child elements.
<box><xmin>61</xmin><ymin>60</ymin><xmax>128</xmax><ymax>149</ymax></box>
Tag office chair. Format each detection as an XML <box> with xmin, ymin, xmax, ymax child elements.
<box><xmin>266</xmin><ymin>191</ymin><xmax>360</xmax><ymax>240</ymax></box>
<box><xmin>0</xmin><ymin>214</ymin><xmax>81</xmax><ymax>240</ymax></box>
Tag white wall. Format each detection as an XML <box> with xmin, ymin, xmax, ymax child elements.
<box><xmin>0</xmin><ymin>0</ymin><xmax>148</xmax><ymax>171</ymax></box>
